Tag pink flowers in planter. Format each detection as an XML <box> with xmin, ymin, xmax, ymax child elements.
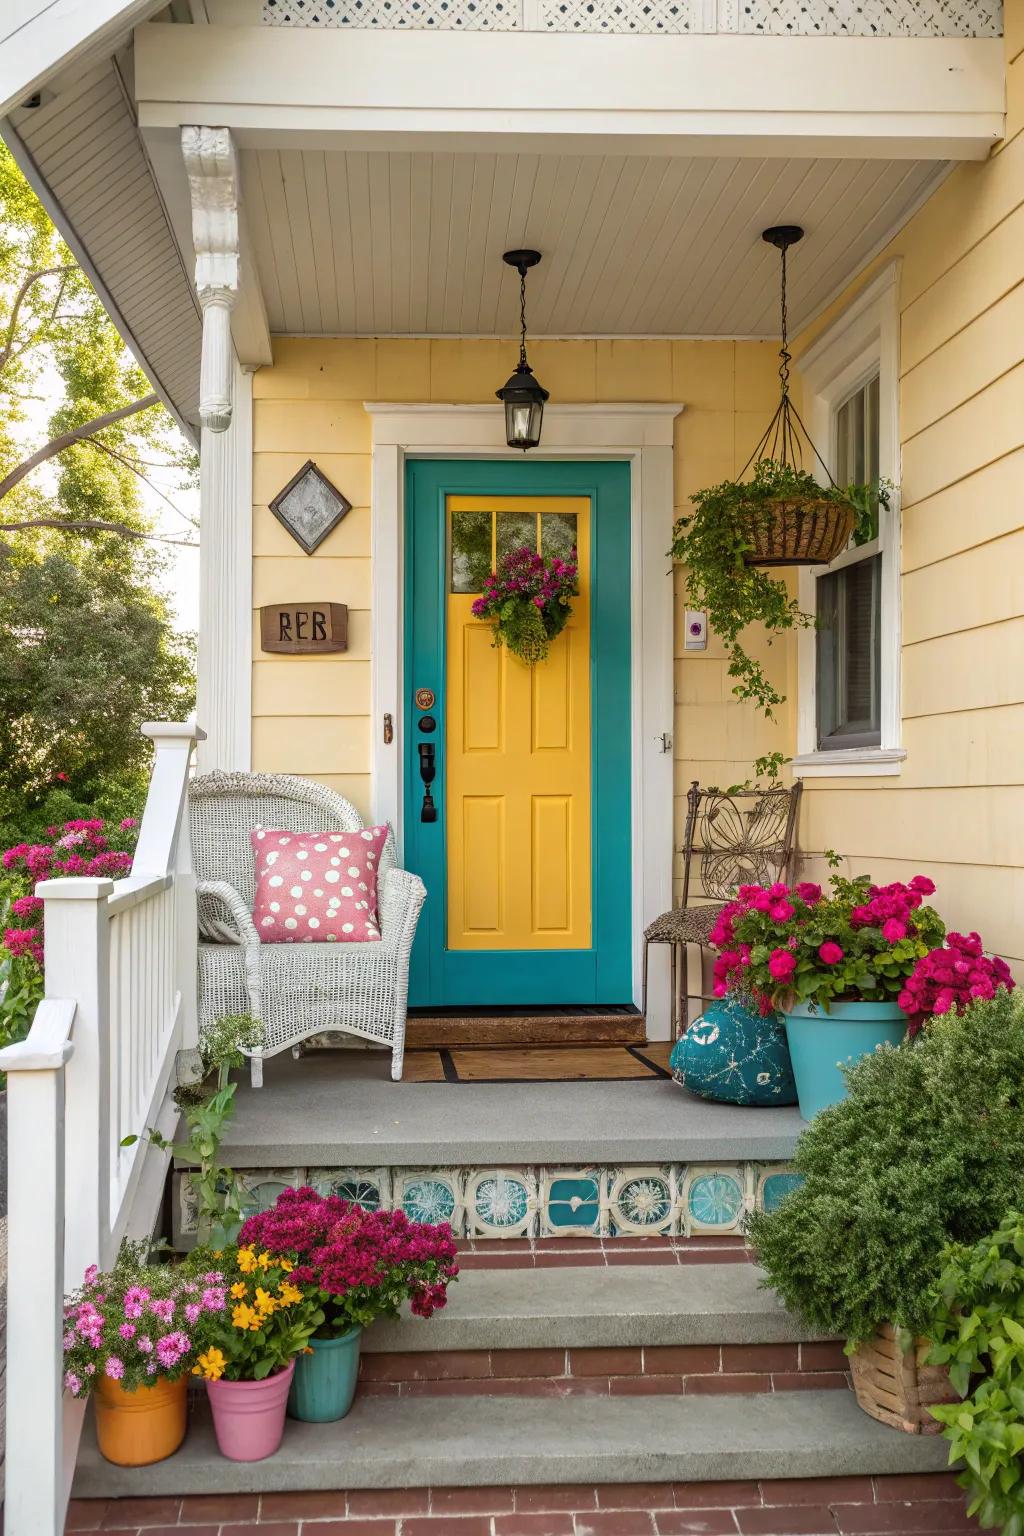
<box><xmin>900</xmin><ymin>931</ymin><xmax>1015</xmax><ymax>1037</ymax></box>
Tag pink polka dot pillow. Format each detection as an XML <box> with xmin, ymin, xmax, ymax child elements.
<box><xmin>250</xmin><ymin>826</ymin><xmax>389</xmax><ymax>943</ymax></box>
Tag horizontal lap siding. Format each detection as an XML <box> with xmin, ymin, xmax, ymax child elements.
<box><xmin>794</xmin><ymin>9</ymin><xmax>1024</xmax><ymax>974</ymax></box>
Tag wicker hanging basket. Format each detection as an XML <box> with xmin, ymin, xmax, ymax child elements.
<box><xmin>849</xmin><ymin>1324</ymin><xmax>959</xmax><ymax>1435</ymax></box>
<box><xmin>743</xmin><ymin>493</ymin><xmax>857</xmax><ymax>568</ymax></box>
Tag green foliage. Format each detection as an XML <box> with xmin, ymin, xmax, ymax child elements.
<box><xmin>924</xmin><ymin>1212</ymin><xmax>1024</xmax><ymax>1534</ymax></box>
<box><xmin>0</xmin><ymin>138</ymin><xmax>196</xmax><ymax>828</ymax></box>
<box><xmin>670</xmin><ymin>459</ymin><xmax>888</xmax><ymax>769</ymax></box>
<box><xmin>746</xmin><ymin>990</ymin><xmax>1024</xmax><ymax>1345</ymax></box>
<box><xmin>125</xmin><ymin>1015</ymin><xmax>265</xmax><ymax>1242</ymax></box>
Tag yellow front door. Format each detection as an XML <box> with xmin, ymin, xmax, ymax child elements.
<box><xmin>445</xmin><ymin>495</ymin><xmax>592</xmax><ymax>952</ymax></box>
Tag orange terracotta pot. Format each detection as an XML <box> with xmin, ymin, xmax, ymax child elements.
<box><xmin>94</xmin><ymin>1373</ymin><xmax>188</xmax><ymax>1466</ymax></box>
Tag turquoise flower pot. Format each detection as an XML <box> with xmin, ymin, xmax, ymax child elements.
<box><xmin>288</xmin><ymin>1326</ymin><xmax>362</xmax><ymax>1423</ymax></box>
<box><xmin>784</xmin><ymin>999</ymin><xmax>908</xmax><ymax>1121</ymax></box>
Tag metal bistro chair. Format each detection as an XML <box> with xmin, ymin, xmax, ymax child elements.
<box><xmin>642</xmin><ymin>778</ymin><xmax>803</xmax><ymax>1039</ymax></box>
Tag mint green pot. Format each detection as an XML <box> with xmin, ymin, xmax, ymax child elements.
<box><xmin>784</xmin><ymin>999</ymin><xmax>908</xmax><ymax>1121</ymax></box>
<box><xmin>287</xmin><ymin>1326</ymin><xmax>363</xmax><ymax>1423</ymax></box>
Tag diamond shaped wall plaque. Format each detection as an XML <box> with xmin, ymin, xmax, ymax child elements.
<box><xmin>269</xmin><ymin>460</ymin><xmax>352</xmax><ymax>554</ymax></box>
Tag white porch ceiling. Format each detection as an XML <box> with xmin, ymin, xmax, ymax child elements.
<box><xmin>242</xmin><ymin>148</ymin><xmax>941</xmax><ymax>337</ymax></box>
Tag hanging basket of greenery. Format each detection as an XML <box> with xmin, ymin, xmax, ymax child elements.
<box><xmin>472</xmin><ymin>544</ymin><xmax>578</xmax><ymax>665</ymax></box>
<box><xmin>671</xmin><ymin>226</ymin><xmax>890</xmax><ymax>749</ymax></box>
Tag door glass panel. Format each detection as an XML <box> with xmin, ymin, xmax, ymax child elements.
<box><xmin>495</xmin><ymin>509</ymin><xmax>537</xmax><ymax>564</ymax></box>
<box><xmin>450</xmin><ymin>510</ymin><xmax>492</xmax><ymax>594</ymax></box>
<box><xmin>540</xmin><ymin>511</ymin><xmax>578</xmax><ymax>563</ymax></box>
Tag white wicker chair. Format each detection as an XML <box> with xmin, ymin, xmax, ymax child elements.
<box><xmin>190</xmin><ymin>772</ymin><xmax>426</xmax><ymax>1084</ymax></box>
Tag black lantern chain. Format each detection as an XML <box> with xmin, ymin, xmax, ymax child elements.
<box><xmin>739</xmin><ymin>226</ymin><xmax>837</xmax><ymax>487</ymax></box>
<box><xmin>496</xmin><ymin>248</ymin><xmax>549</xmax><ymax>451</ymax></box>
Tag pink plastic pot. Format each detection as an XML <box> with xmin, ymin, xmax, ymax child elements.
<box><xmin>206</xmin><ymin>1359</ymin><xmax>295</xmax><ymax>1462</ymax></box>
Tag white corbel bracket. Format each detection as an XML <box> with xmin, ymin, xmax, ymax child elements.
<box><xmin>182</xmin><ymin>125</ymin><xmax>240</xmax><ymax>433</ymax></box>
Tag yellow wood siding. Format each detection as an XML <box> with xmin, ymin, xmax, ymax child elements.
<box><xmin>789</xmin><ymin>1</ymin><xmax>1024</xmax><ymax>974</ymax></box>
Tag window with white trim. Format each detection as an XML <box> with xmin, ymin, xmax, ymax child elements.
<box><xmin>792</xmin><ymin>262</ymin><xmax>903</xmax><ymax>779</ymax></box>
<box><xmin>815</xmin><ymin>373</ymin><xmax>881</xmax><ymax>751</ymax></box>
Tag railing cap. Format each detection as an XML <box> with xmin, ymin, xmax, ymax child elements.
<box><xmin>141</xmin><ymin>720</ymin><xmax>207</xmax><ymax>743</ymax></box>
<box><xmin>35</xmin><ymin>877</ymin><xmax>115</xmax><ymax>900</ymax></box>
<box><xmin>0</xmin><ymin>998</ymin><xmax>76</xmax><ymax>1071</ymax></box>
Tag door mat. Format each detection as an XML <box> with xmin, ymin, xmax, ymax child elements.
<box><xmin>402</xmin><ymin>1042</ymin><xmax>674</xmax><ymax>1084</ymax></box>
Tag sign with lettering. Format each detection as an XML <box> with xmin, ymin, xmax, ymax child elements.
<box><xmin>259</xmin><ymin>603</ymin><xmax>348</xmax><ymax>654</ymax></box>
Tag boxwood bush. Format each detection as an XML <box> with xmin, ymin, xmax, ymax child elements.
<box><xmin>746</xmin><ymin>988</ymin><xmax>1024</xmax><ymax>1345</ymax></box>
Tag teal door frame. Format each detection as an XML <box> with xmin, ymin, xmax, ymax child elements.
<box><xmin>403</xmin><ymin>457</ymin><xmax>632</xmax><ymax>1009</ymax></box>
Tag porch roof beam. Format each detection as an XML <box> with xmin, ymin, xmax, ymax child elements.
<box><xmin>133</xmin><ymin>25</ymin><xmax>1004</xmax><ymax>161</ymax></box>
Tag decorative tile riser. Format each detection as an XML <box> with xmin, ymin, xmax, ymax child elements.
<box><xmin>358</xmin><ymin>1340</ymin><xmax>852</xmax><ymax>1396</ymax></box>
<box><xmin>173</xmin><ymin>1161</ymin><xmax>802</xmax><ymax>1245</ymax></box>
<box><xmin>66</xmin><ymin>1472</ymin><xmax>977</xmax><ymax>1533</ymax></box>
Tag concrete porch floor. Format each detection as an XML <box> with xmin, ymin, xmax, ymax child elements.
<box><xmin>221</xmin><ymin>1049</ymin><xmax>805</xmax><ymax>1167</ymax></box>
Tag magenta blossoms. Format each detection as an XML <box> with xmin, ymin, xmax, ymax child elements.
<box><xmin>239</xmin><ymin>1187</ymin><xmax>459</xmax><ymax>1334</ymax></box>
<box><xmin>470</xmin><ymin>544</ymin><xmax>578</xmax><ymax>665</ymax></box>
<box><xmin>899</xmin><ymin>931</ymin><xmax>1015</xmax><ymax>1036</ymax></box>
<box><xmin>62</xmin><ymin>1249</ymin><xmax>227</xmax><ymax>1397</ymax></box>
<box><xmin>708</xmin><ymin>874</ymin><xmax>947</xmax><ymax>1015</ymax></box>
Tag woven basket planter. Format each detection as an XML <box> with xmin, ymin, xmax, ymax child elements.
<box><xmin>743</xmin><ymin>493</ymin><xmax>855</xmax><ymax>567</ymax></box>
<box><xmin>849</xmin><ymin>1323</ymin><xmax>959</xmax><ymax>1435</ymax></box>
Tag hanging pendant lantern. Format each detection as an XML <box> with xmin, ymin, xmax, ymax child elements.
<box><xmin>735</xmin><ymin>226</ymin><xmax>858</xmax><ymax>567</ymax></box>
<box><xmin>497</xmin><ymin>249</ymin><xmax>549</xmax><ymax>451</ymax></box>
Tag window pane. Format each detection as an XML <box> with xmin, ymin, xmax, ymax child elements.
<box><xmin>495</xmin><ymin>509</ymin><xmax>537</xmax><ymax>563</ymax></box>
<box><xmin>450</xmin><ymin>510</ymin><xmax>492</xmax><ymax>594</ymax></box>
<box><xmin>540</xmin><ymin>511</ymin><xmax>578</xmax><ymax>563</ymax></box>
<box><xmin>816</xmin><ymin>554</ymin><xmax>882</xmax><ymax>749</ymax></box>
<box><xmin>835</xmin><ymin>372</ymin><xmax>879</xmax><ymax>488</ymax></box>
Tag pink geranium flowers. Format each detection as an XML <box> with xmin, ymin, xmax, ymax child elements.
<box><xmin>470</xmin><ymin>544</ymin><xmax>578</xmax><ymax>664</ymax></box>
<box><xmin>709</xmin><ymin>874</ymin><xmax>949</xmax><ymax>1015</ymax></box>
<box><xmin>900</xmin><ymin>930</ymin><xmax>1015</xmax><ymax>1036</ymax></box>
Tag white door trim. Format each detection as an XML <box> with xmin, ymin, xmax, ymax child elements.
<box><xmin>365</xmin><ymin>401</ymin><xmax>681</xmax><ymax>1031</ymax></box>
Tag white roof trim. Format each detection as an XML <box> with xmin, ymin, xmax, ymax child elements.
<box><xmin>0</xmin><ymin>0</ymin><xmax>167</xmax><ymax>119</ymax></box>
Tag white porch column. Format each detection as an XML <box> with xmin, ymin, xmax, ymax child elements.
<box><xmin>182</xmin><ymin>126</ymin><xmax>240</xmax><ymax>433</ymax></box>
<box><xmin>197</xmin><ymin>354</ymin><xmax>252</xmax><ymax>772</ymax></box>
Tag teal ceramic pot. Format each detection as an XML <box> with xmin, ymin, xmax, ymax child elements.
<box><xmin>669</xmin><ymin>996</ymin><xmax>797</xmax><ymax>1107</ymax></box>
<box><xmin>784</xmin><ymin>999</ymin><xmax>908</xmax><ymax>1121</ymax></box>
<box><xmin>288</xmin><ymin>1326</ymin><xmax>363</xmax><ymax>1423</ymax></box>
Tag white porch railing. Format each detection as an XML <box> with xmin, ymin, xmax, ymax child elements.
<box><xmin>0</xmin><ymin>721</ymin><xmax>205</xmax><ymax>1536</ymax></box>
<box><xmin>262</xmin><ymin>0</ymin><xmax>1002</xmax><ymax>35</ymax></box>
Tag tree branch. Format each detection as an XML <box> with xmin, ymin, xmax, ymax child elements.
<box><xmin>0</xmin><ymin>515</ymin><xmax>196</xmax><ymax>548</ymax></box>
<box><xmin>82</xmin><ymin>436</ymin><xmax>200</xmax><ymax>529</ymax></box>
<box><xmin>0</xmin><ymin>394</ymin><xmax>159</xmax><ymax>502</ymax></box>
<box><xmin>0</xmin><ymin>265</ymin><xmax>79</xmax><ymax>377</ymax></box>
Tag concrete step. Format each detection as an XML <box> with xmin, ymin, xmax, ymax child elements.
<box><xmin>224</xmin><ymin>1051</ymin><xmax>803</xmax><ymax>1166</ymax></box>
<box><xmin>365</xmin><ymin>1263</ymin><xmax>818</xmax><ymax>1352</ymax></box>
<box><xmin>74</xmin><ymin>1388</ymin><xmax>949</xmax><ymax>1499</ymax></box>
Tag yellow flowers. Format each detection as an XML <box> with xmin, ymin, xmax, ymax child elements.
<box><xmin>230</xmin><ymin>1281</ymin><xmax>248</xmax><ymax>1299</ymax></box>
<box><xmin>193</xmin><ymin>1347</ymin><xmax>227</xmax><ymax>1381</ymax></box>
<box><xmin>257</xmin><ymin>1250</ymin><xmax>273</xmax><ymax>1272</ymax></box>
<box><xmin>254</xmin><ymin>1286</ymin><xmax>278</xmax><ymax>1317</ymax></box>
<box><xmin>236</xmin><ymin>1246</ymin><xmax>258</xmax><ymax>1274</ymax></box>
<box><xmin>231</xmin><ymin>1302</ymin><xmax>263</xmax><ymax>1332</ymax></box>
<box><xmin>277</xmin><ymin>1280</ymin><xmax>303</xmax><ymax>1307</ymax></box>
<box><xmin>279</xmin><ymin>1257</ymin><xmax>294</xmax><ymax>1273</ymax></box>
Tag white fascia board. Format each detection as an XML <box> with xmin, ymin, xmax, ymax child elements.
<box><xmin>0</xmin><ymin>0</ymin><xmax>167</xmax><ymax>118</ymax></box>
<box><xmin>134</xmin><ymin>25</ymin><xmax>1004</xmax><ymax>160</ymax></box>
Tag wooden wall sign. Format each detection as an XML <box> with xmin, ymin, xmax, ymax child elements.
<box><xmin>260</xmin><ymin>603</ymin><xmax>348</xmax><ymax>654</ymax></box>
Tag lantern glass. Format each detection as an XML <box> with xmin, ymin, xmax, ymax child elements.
<box><xmin>496</xmin><ymin>361</ymin><xmax>548</xmax><ymax>451</ymax></box>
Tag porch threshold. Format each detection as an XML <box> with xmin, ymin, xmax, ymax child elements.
<box><xmin>73</xmin><ymin>1388</ymin><xmax>948</xmax><ymax>1498</ymax></box>
<box><xmin>219</xmin><ymin>1050</ymin><xmax>804</xmax><ymax>1167</ymax></box>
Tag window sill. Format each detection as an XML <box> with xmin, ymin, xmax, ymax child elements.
<box><xmin>790</xmin><ymin>748</ymin><xmax>906</xmax><ymax>779</ymax></box>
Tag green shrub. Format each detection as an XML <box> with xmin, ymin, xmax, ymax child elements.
<box><xmin>924</xmin><ymin>1211</ymin><xmax>1024</xmax><ymax>1534</ymax></box>
<box><xmin>746</xmin><ymin>989</ymin><xmax>1024</xmax><ymax>1345</ymax></box>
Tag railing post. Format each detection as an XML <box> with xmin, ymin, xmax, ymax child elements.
<box><xmin>135</xmin><ymin>721</ymin><xmax>206</xmax><ymax>1050</ymax></box>
<box><xmin>0</xmin><ymin>1000</ymin><xmax>76</xmax><ymax>1536</ymax></box>
<box><xmin>37</xmin><ymin>879</ymin><xmax>115</xmax><ymax>1281</ymax></box>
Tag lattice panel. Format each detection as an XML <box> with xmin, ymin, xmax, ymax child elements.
<box><xmin>717</xmin><ymin>0</ymin><xmax>1001</xmax><ymax>33</ymax></box>
<box><xmin>540</xmin><ymin>0</ymin><xmax>712</xmax><ymax>30</ymax></box>
<box><xmin>263</xmin><ymin>0</ymin><xmax>521</xmax><ymax>25</ymax></box>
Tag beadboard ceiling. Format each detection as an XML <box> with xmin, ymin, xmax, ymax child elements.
<box><xmin>241</xmin><ymin>148</ymin><xmax>941</xmax><ymax>337</ymax></box>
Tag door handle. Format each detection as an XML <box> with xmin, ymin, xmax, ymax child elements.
<box><xmin>418</xmin><ymin>741</ymin><xmax>438</xmax><ymax>823</ymax></box>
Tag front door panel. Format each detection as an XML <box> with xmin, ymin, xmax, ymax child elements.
<box><xmin>446</xmin><ymin>495</ymin><xmax>591</xmax><ymax>953</ymax></box>
<box><xmin>404</xmin><ymin>459</ymin><xmax>631</xmax><ymax>1008</ymax></box>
